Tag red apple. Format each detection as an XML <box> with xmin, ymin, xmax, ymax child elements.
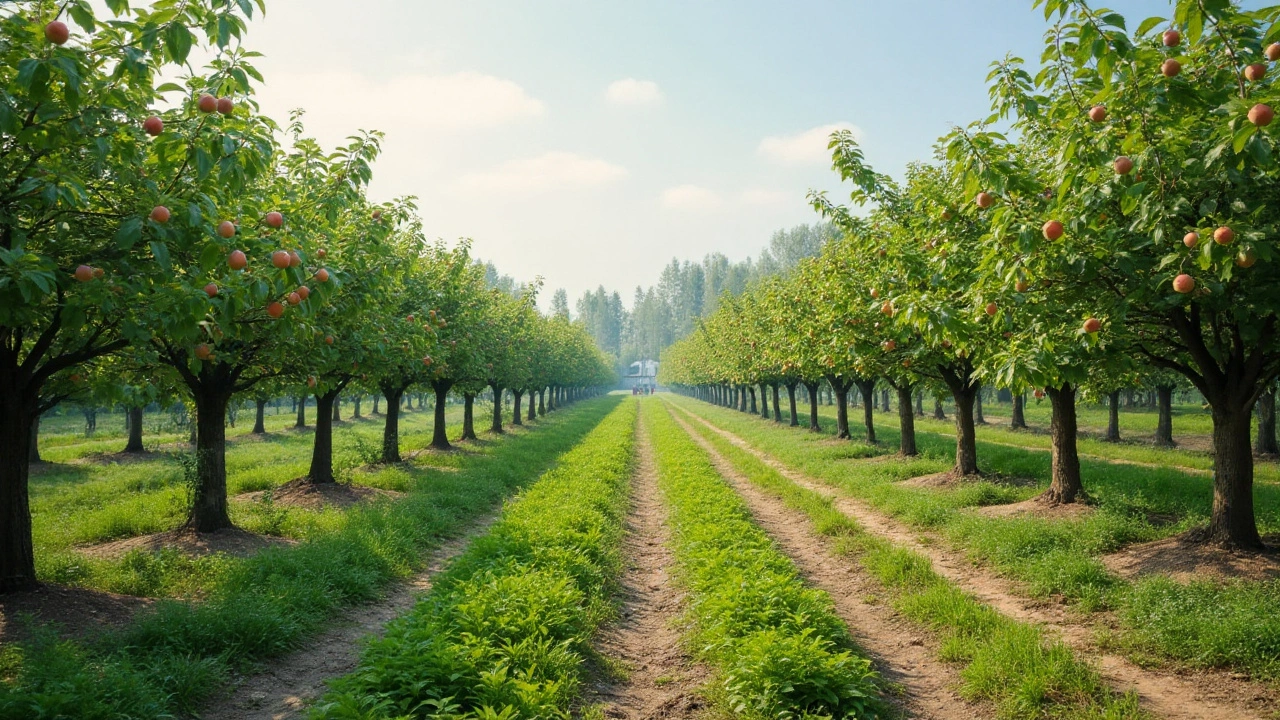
<box><xmin>287</xmin><ymin>291</ymin><xmax>301</xmax><ymax>305</ymax></box>
<box><xmin>1034</xmin><ymin>389</ymin><xmax>1046</xmax><ymax>399</ymax></box>
<box><xmin>197</xmin><ymin>94</ymin><xmax>217</xmax><ymax>113</ymax></box>
<box><xmin>325</xmin><ymin>335</ymin><xmax>334</xmax><ymax>345</ymax></box>
<box><xmin>216</xmin><ymin>97</ymin><xmax>234</xmax><ymax>115</ymax></box>
<box><xmin>406</xmin><ymin>314</ymin><xmax>415</xmax><ymax>323</ymax></box>
<box><xmin>882</xmin><ymin>340</ymin><xmax>896</xmax><ymax>351</ymax></box>
<box><xmin>1042</xmin><ymin>220</ymin><xmax>1064</xmax><ymax>241</ymax></box>
<box><xmin>150</xmin><ymin>205</ymin><xmax>170</xmax><ymax>223</ymax></box>
<box><xmin>422</xmin><ymin>355</ymin><xmax>433</xmax><ymax>366</ymax></box>
<box><xmin>372</xmin><ymin>209</ymin><xmax>383</xmax><ymax>220</ymax></box>
<box><xmin>1015</xmin><ymin>279</ymin><xmax>1030</xmax><ymax>293</ymax></box>
<box><xmin>44</xmin><ymin>20</ymin><xmax>69</xmax><ymax>45</ymax></box>
<box><xmin>267</xmin><ymin>301</ymin><xmax>285</xmax><ymax>318</ymax></box>
<box><xmin>296</xmin><ymin>286</ymin><xmax>310</xmax><ymax>300</ymax></box>
<box><xmin>228</xmin><ymin>249</ymin><xmax>247</xmax><ymax>270</ymax></box>
<box><xmin>1249</xmin><ymin>103</ymin><xmax>1274</xmax><ymax>127</ymax></box>
<box><xmin>288</xmin><ymin>251</ymin><xmax>301</xmax><ymax>268</ymax></box>
<box><xmin>1269</xmin><ymin>43</ymin><xmax>1280</xmax><ymax>62</ymax></box>
<box><xmin>975</xmin><ymin>191</ymin><xmax>995</xmax><ymax>208</ymax></box>
<box><xmin>271</xmin><ymin>250</ymin><xmax>290</xmax><ymax>269</ymax></box>
<box><xmin>1246</xmin><ymin>63</ymin><xmax>1267</xmax><ymax>82</ymax></box>
<box><xmin>74</xmin><ymin>265</ymin><xmax>94</xmax><ymax>282</ymax></box>
<box><xmin>1088</xmin><ymin>105</ymin><xmax>1107</xmax><ymax>122</ymax></box>
<box><xmin>307</xmin><ymin>375</ymin><xmax>317</xmax><ymax>388</ymax></box>
<box><xmin>941</xmin><ymin>210</ymin><xmax>953</xmax><ymax>220</ymax></box>
<box><xmin>880</xmin><ymin>301</ymin><xmax>894</xmax><ymax>316</ymax></box>
<box><xmin>264</xmin><ymin>211</ymin><xmax>284</xmax><ymax>228</ymax></box>
<box><xmin>1083</xmin><ymin>317</ymin><xmax>1102</xmax><ymax>333</ymax></box>
<box><xmin>315</xmin><ymin>268</ymin><xmax>329</xmax><ymax>283</ymax></box>
<box><xmin>317</xmin><ymin>248</ymin><xmax>327</xmax><ymax>259</ymax></box>
<box><xmin>985</xmin><ymin>302</ymin><xmax>998</xmax><ymax>317</ymax></box>
<box><xmin>1161</xmin><ymin>59</ymin><xmax>1181</xmax><ymax>77</ymax></box>
<box><xmin>143</xmin><ymin>116</ymin><xmax>164</xmax><ymax>136</ymax></box>
<box><xmin>195</xmin><ymin>343</ymin><xmax>212</xmax><ymax>360</ymax></box>
<box><xmin>1162</xmin><ymin>29</ymin><xmax>1181</xmax><ymax>47</ymax></box>
<box><xmin>870</xmin><ymin>288</ymin><xmax>880</xmax><ymax>299</ymax></box>
<box><xmin>1172</xmin><ymin>273</ymin><xmax>1196</xmax><ymax>294</ymax></box>
<box><xmin>203</xmin><ymin>283</ymin><xmax>218</xmax><ymax>298</ymax></box>
<box><xmin>1236</xmin><ymin>248</ymin><xmax>1257</xmax><ymax>268</ymax></box>
<box><xmin>217</xmin><ymin>220</ymin><xmax>236</xmax><ymax>238</ymax></box>
<box><xmin>1183</xmin><ymin>231</ymin><xmax>1199</xmax><ymax>248</ymax></box>
<box><xmin>1113</xmin><ymin>156</ymin><xmax>1133</xmax><ymax>175</ymax></box>
<box><xmin>1213</xmin><ymin>226</ymin><xmax>1235</xmax><ymax>245</ymax></box>
<box><xmin>942</xmin><ymin>339</ymin><xmax>953</xmax><ymax>349</ymax></box>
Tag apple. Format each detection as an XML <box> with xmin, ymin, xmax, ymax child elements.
<box><xmin>69</xmin><ymin>374</ymin><xmax>81</xmax><ymax>383</ymax></box>
<box><xmin>325</xmin><ymin>335</ymin><xmax>334</xmax><ymax>345</ymax></box>
<box><xmin>1246</xmin><ymin>63</ymin><xmax>1268</xmax><ymax>82</ymax></box>
<box><xmin>287</xmin><ymin>292</ymin><xmax>301</xmax><ymax>305</ymax></box>
<box><xmin>1213</xmin><ymin>226</ymin><xmax>1235</xmax><ymax>245</ymax></box>
<box><xmin>422</xmin><ymin>355</ymin><xmax>433</xmax><ymax>366</ymax></box>
<box><xmin>1236</xmin><ymin>248</ymin><xmax>1257</xmax><ymax>268</ymax></box>
<box><xmin>93</xmin><ymin>267</ymin><xmax>103</xmax><ymax>278</ymax></box>
<box><xmin>882</xmin><ymin>340</ymin><xmax>896</xmax><ymax>351</ymax></box>
<box><xmin>1162</xmin><ymin>29</ymin><xmax>1181</xmax><ymax>47</ymax></box>
<box><xmin>264</xmin><ymin>211</ymin><xmax>284</xmax><ymax>228</ymax></box>
<box><xmin>975</xmin><ymin>191</ymin><xmax>995</xmax><ymax>208</ymax></box>
<box><xmin>307</xmin><ymin>375</ymin><xmax>317</xmax><ymax>388</ymax></box>
<box><xmin>941</xmin><ymin>210</ymin><xmax>953</xmax><ymax>220</ymax></box>
<box><xmin>1088</xmin><ymin>105</ymin><xmax>1107</xmax><ymax>122</ymax></box>
<box><xmin>1113</xmin><ymin>156</ymin><xmax>1133</xmax><ymax>175</ymax></box>
<box><xmin>44</xmin><ymin>20</ymin><xmax>69</xmax><ymax>45</ymax></box>
<box><xmin>406</xmin><ymin>314</ymin><xmax>415</xmax><ymax>323</ymax></box>
<box><xmin>877</xmin><ymin>248</ymin><xmax>887</xmax><ymax>258</ymax></box>
<box><xmin>1015</xmin><ymin>279</ymin><xmax>1030</xmax><ymax>293</ymax></box>
<box><xmin>267</xmin><ymin>301</ymin><xmax>285</xmax><ymax>318</ymax></box>
<box><xmin>216</xmin><ymin>97</ymin><xmax>234</xmax><ymax>115</ymax></box>
<box><xmin>985</xmin><ymin>302</ymin><xmax>998</xmax><ymax>316</ymax></box>
<box><xmin>1269</xmin><ymin>43</ymin><xmax>1280</xmax><ymax>61</ymax></box>
<box><xmin>296</xmin><ymin>286</ymin><xmax>310</xmax><ymax>300</ymax></box>
<box><xmin>197</xmin><ymin>94</ymin><xmax>217</xmax><ymax>113</ymax></box>
<box><xmin>870</xmin><ymin>288</ymin><xmax>880</xmax><ymax>299</ymax></box>
<box><xmin>1249</xmin><ymin>103</ymin><xmax>1274</xmax><ymax>127</ymax></box>
<box><xmin>315</xmin><ymin>268</ymin><xmax>329</xmax><ymax>283</ymax></box>
<box><xmin>74</xmin><ymin>265</ymin><xmax>94</xmax><ymax>282</ymax></box>
<box><xmin>217</xmin><ymin>220</ymin><xmax>236</xmax><ymax>238</ymax></box>
<box><xmin>203</xmin><ymin>283</ymin><xmax>218</xmax><ymax>298</ymax></box>
<box><xmin>195</xmin><ymin>343</ymin><xmax>212</xmax><ymax>360</ymax></box>
<box><xmin>228</xmin><ymin>249</ymin><xmax>247</xmax><ymax>270</ymax></box>
<box><xmin>1172</xmin><ymin>273</ymin><xmax>1196</xmax><ymax>294</ymax></box>
<box><xmin>1161</xmin><ymin>59</ymin><xmax>1181</xmax><ymax>77</ymax></box>
<box><xmin>880</xmin><ymin>301</ymin><xmax>894</xmax><ymax>316</ymax></box>
<box><xmin>1042</xmin><ymin>220</ymin><xmax>1064</xmax><ymax>240</ymax></box>
<box><xmin>1083</xmin><ymin>317</ymin><xmax>1102</xmax><ymax>333</ymax></box>
<box><xmin>317</xmin><ymin>248</ymin><xmax>327</xmax><ymax>259</ymax></box>
<box><xmin>150</xmin><ymin>205</ymin><xmax>170</xmax><ymax>223</ymax></box>
<box><xmin>288</xmin><ymin>251</ymin><xmax>301</xmax><ymax>268</ymax></box>
<box><xmin>1034</xmin><ymin>389</ymin><xmax>1045</xmax><ymax>399</ymax></box>
<box><xmin>143</xmin><ymin>116</ymin><xmax>164</xmax><ymax>136</ymax></box>
<box><xmin>372</xmin><ymin>209</ymin><xmax>383</xmax><ymax>220</ymax></box>
<box><xmin>1183</xmin><ymin>231</ymin><xmax>1199</xmax><ymax>248</ymax></box>
<box><xmin>271</xmin><ymin>250</ymin><xmax>291</xmax><ymax>269</ymax></box>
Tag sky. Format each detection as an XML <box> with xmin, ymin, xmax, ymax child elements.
<box><xmin>234</xmin><ymin>0</ymin><xmax>1189</xmax><ymax>310</ymax></box>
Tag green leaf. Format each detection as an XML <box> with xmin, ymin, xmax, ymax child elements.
<box><xmin>105</xmin><ymin>0</ymin><xmax>129</xmax><ymax>16</ymax></box>
<box><xmin>1232</xmin><ymin>122</ymin><xmax>1257</xmax><ymax>154</ymax></box>
<box><xmin>114</xmin><ymin>217</ymin><xmax>143</xmax><ymax>250</ymax></box>
<box><xmin>1137</xmin><ymin>16</ymin><xmax>1166</xmax><ymax>36</ymax></box>
<box><xmin>165</xmin><ymin>23</ymin><xmax>192</xmax><ymax>64</ymax></box>
<box><xmin>149</xmin><ymin>240</ymin><xmax>171</xmax><ymax>271</ymax></box>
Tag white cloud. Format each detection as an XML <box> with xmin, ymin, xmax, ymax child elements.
<box><xmin>739</xmin><ymin>188</ymin><xmax>793</xmax><ymax>206</ymax></box>
<box><xmin>757</xmin><ymin>122</ymin><xmax>862</xmax><ymax>165</ymax></box>
<box><xmin>660</xmin><ymin>184</ymin><xmax>722</xmax><ymax>210</ymax></box>
<box><xmin>457</xmin><ymin>152</ymin><xmax>627</xmax><ymax>195</ymax></box>
<box><xmin>605</xmin><ymin>78</ymin><xmax>663</xmax><ymax>106</ymax></box>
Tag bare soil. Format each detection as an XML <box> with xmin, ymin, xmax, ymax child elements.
<box><xmin>79</xmin><ymin>526</ymin><xmax>296</xmax><ymax>560</ymax></box>
<box><xmin>582</xmin><ymin>416</ymin><xmax>709</xmax><ymax>719</ymax></box>
<box><xmin>667</xmin><ymin>410</ymin><xmax>987</xmax><ymax>720</ymax></box>
<box><xmin>198</xmin><ymin>513</ymin><xmax>501</xmax><ymax>720</ymax></box>
<box><xmin>977</xmin><ymin>495</ymin><xmax>1096</xmax><ymax>521</ymax></box>
<box><xmin>1103</xmin><ymin>531</ymin><xmax>1280</xmax><ymax>583</ymax></box>
<box><xmin>669</xmin><ymin>402</ymin><xmax>1278</xmax><ymax>720</ymax></box>
<box><xmin>0</xmin><ymin>584</ymin><xmax>153</xmax><ymax>645</ymax></box>
<box><xmin>74</xmin><ymin>450</ymin><xmax>161</xmax><ymax>465</ymax></box>
<box><xmin>237</xmin><ymin>477</ymin><xmax>404</xmax><ymax>510</ymax></box>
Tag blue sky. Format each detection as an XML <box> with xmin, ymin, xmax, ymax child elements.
<box><xmin>244</xmin><ymin>0</ymin><xmax>1190</xmax><ymax>309</ymax></box>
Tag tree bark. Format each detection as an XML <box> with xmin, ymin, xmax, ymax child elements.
<box><xmin>855</xmin><ymin>378</ymin><xmax>877</xmax><ymax>445</ymax></box>
<box><xmin>188</xmin><ymin>384</ymin><xmax>233</xmax><ymax>532</ymax></box>
<box><xmin>940</xmin><ymin>366</ymin><xmax>979</xmax><ymax>476</ymax></box>
<box><xmin>1104</xmin><ymin>390</ymin><xmax>1121</xmax><ymax>442</ymax></box>
<box><xmin>1207</xmin><ymin>404</ymin><xmax>1263</xmax><ymax>548</ymax></box>
<box><xmin>527</xmin><ymin>390</ymin><xmax>537</xmax><ymax>421</ymax></box>
<box><xmin>786</xmin><ymin>382</ymin><xmax>799</xmax><ymax>427</ymax></box>
<box><xmin>881</xmin><ymin>388</ymin><xmax>890</xmax><ymax>413</ymax></box>
<box><xmin>372</xmin><ymin>395</ymin><xmax>380</xmax><ymax>415</ymax></box>
<box><xmin>461</xmin><ymin>393</ymin><xmax>478</xmax><ymax>441</ymax></box>
<box><xmin>512</xmin><ymin>390</ymin><xmax>524</xmax><ymax>426</ymax></box>
<box><xmin>915</xmin><ymin>391</ymin><xmax>923</xmax><ymax>417</ymax></box>
<box><xmin>332</xmin><ymin>395</ymin><xmax>341</xmax><ymax>422</ymax></box>
<box><xmin>380</xmin><ymin>384</ymin><xmax>405</xmax><ymax>463</ymax></box>
<box><xmin>896</xmin><ymin>384</ymin><xmax>917</xmax><ymax>456</ymax></box>
<box><xmin>759</xmin><ymin>384</ymin><xmax>769</xmax><ymax>419</ymax></box>
<box><xmin>933</xmin><ymin>396</ymin><xmax>946</xmax><ymax>420</ymax></box>
<box><xmin>1154</xmin><ymin>385</ymin><xmax>1175</xmax><ymax>447</ymax></box>
<box><xmin>295</xmin><ymin>395</ymin><xmax>306</xmax><ymax>428</ymax></box>
<box><xmin>1254</xmin><ymin>385</ymin><xmax>1278</xmax><ymax>457</ymax></box>
<box><xmin>28</xmin><ymin>417</ymin><xmax>40</xmax><ymax>464</ymax></box>
<box><xmin>124</xmin><ymin>406</ymin><xmax>145</xmax><ymax>453</ymax></box>
<box><xmin>490</xmin><ymin>384</ymin><xmax>505</xmax><ymax>434</ymax></box>
<box><xmin>803</xmin><ymin>381</ymin><xmax>821</xmax><ymax>432</ymax></box>
<box><xmin>1011</xmin><ymin>393</ymin><xmax>1027</xmax><ymax>429</ymax></box>
<box><xmin>1042</xmin><ymin>383</ymin><xmax>1084</xmax><ymax>504</ymax></box>
<box><xmin>0</xmin><ymin>391</ymin><xmax>38</xmax><ymax>590</ymax></box>
<box><xmin>771</xmin><ymin>384</ymin><xmax>782</xmax><ymax>422</ymax></box>
<box><xmin>308</xmin><ymin>388</ymin><xmax>342</xmax><ymax>484</ymax></box>
<box><xmin>538</xmin><ymin>389</ymin><xmax>546</xmax><ymax>417</ymax></box>
<box><xmin>974</xmin><ymin>391</ymin><xmax>986</xmax><ymax>425</ymax></box>
<box><xmin>432</xmin><ymin>380</ymin><xmax>454</xmax><ymax>450</ymax></box>
<box><xmin>826</xmin><ymin>376</ymin><xmax>852</xmax><ymax>439</ymax></box>
<box><xmin>353</xmin><ymin>395</ymin><xmax>362</xmax><ymax>419</ymax></box>
<box><xmin>747</xmin><ymin>386</ymin><xmax>758</xmax><ymax>415</ymax></box>
<box><xmin>252</xmin><ymin>398</ymin><xmax>267</xmax><ymax>434</ymax></box>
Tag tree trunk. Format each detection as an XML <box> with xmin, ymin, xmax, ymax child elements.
<box><xmin>803</xmin><ymin>382</ymin><xmax>821</xmax><ymax>432</ymax></box>
<box><xmin>527</xmin><ymin>390</ymin><xmax>537</xmax><ymax>421</ymax></box>
<box><xmin>974</xmin><ymin>392</ymin><xmax>986</xmax><ymax>424</ymax></box>
<box><xmin>381</xmin><ymin>385</ymin><xmax>404</xmax><ymax>463</ymax></box>
<box><xmin>855</xmin><ymin>378</ymin><xmax>877</xmax><ymax>445</ymax></box>
<box><xmin>915</xmin><ymin>391</ymin><xmax>923</xmax><ymax>417</ymax></box>
<box><xmin>27</xmin><ymin>417</ymin><xmax>40</xmax><ymax>464</ymax></box>
<box><xmin>252</xmin><ymin>398</ymin><xmax>267</xmax><ymax>434</ymax></box>
<box><xmin>432</xmin><ymin>381</ymin><xmax>453</xmax><ymax>450</ymax></box>
<box><xmin>295</xmin><ymin>395</ymin><xmax>306</xmax><ymax>428</ymax></box>
<box><xmin>1254</xmin><ymin>385</ymin><xmax>1278</xmax><ymax>457</ymax></box>
<box><xmin>353</xmin><ymin>395</ymin><xmax>362</xmax><ymax>419</ymax></box>
<box><xmin>1154</xmin><ymin>385</ymin><xmax>1175</xmax><ymax>447</ymax></box>
<box><xmin>747</xmin><ymin>386</ymin><xmax>757</xmax><ymax>415</ymax></box>
<box><xmin>124</xmin><ymin>406</ymin><xmax>145</xmax><ymax>453</ymax></box>
<box><xmin>188</xmin><ymin>385</ymin><xmax>233</xmax><ymax>532</ymax></box>
<box><xmin>787</xmin><ymin>383</ymin><xmax>799</xmax><ymax>427</ymax></box>
<box><xmin>759</xmin><ymin>384</ymin><xmax>769</xmax><ymax>419</ymax></box>
<box><xmin>1104</xmin><ymin>390</ymin><xmax>1121</xmax><ymax>442</ymax></box>
<box><xmin>373</xmin><ymin>395</ymin><xmax>381</xmax><ymax>415</ymax></box>
<box><xmin>0</xmin><ymin>390</ymin><xmax>38</xmax><ymax>591</ymax></box>
<box><xmin>490</xmin><ymin>384</ymin><xmax>505</xmax><ymax>434</ymax></box>
<box><xmin>332</xmin><ymin>395</ymin><xmax>341</xmax><ymax>422</ymax></box>
<box><xmin>1207</xmin><ymin>404</ymin><xmax>1262</xmax><ymax>548</ymax></box>
<box><xmin>881</xmin><ymin>388</ymin><xmax>890</xmax><ymax>413</ymax></box>
<box><xmin>940</xmin><ymin>369</ymin><xmax>979</xmax><ymax>476</ymax></box>
<box><xmin>827</xmin><ymin>377</ymin><xmax>851</xmax><ymax>439</ymax></box>
<box><xmin>512</xmin><ymin>390</ymin><xmax>524</xmax><ymax>426</ymax></box>
<box><xmin>461</xmin><ymin>393</ymin><xmax>478</xmax><ymax>441</ymax></box>
<box><xmin>1042</xmin><ymin>383</ymin><xmax>1084</xmax><ymax>504</ymax></box>
<box><xmin>538</xmin><ymin>389</ymin><xmax>546</xmax><ymax>417</ymax></box>
<box><xmin>772</xmin><ymin>384</ymin><xmax>782</xmax><ymax>423</ymax></box>
<box><xmin>934</xmin><ymin>396</ymin><xmax>946</xmax><ymax>420</ymax></box>
<box><xmin>308</xmin><ymin>390</ymin><xmax>340</xmax><ymax>484</ymax></box>
<box><xmin>896</xmin><ymin>384</ymin><xmax>917</xmax><ymax>456</ymax></box>
<box><xmin>1011</xmin><ymin>393</ymin><xmax>1027</xmax><ymax>429</ymax></box>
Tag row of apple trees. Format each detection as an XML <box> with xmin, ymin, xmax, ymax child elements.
<box><xmin>0</xmin><ymin>0</ymin><xmax>613</xmax><ymax>592</ymax></box>
<box><xmin>660</xmin><ymin>0</ymin><xmax>1280</xmax><ymax>550</ymax></box>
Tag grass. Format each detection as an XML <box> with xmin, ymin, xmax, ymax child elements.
<box><xmin>310</xmin><ymin>397</ymin><xmax>637</xmax><ymax>719</ymax></box>
<box><xmin>667</xmin><ymin>394</ymin><xmax>1280</xmax><ymax>682</ymax></box>
<box><xmin>0</xmin><ymin>397</ymin><xmax>617</xmax><ymax>720</ymax></box>
<box><xmin>669</xmin><ymin>399</ymin><xmax>1144</xmax><ymax>719</ymax></box>
<box><xmin>642</xmin><ymin>399</ymin><xmax>885</xmax><ymax>720</ymax></box>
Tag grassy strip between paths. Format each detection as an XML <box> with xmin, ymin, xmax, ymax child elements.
<box><xmin>643</xmin><ymin>398</ymin><xmax>885</xmax><ymax>719</ymax></box>
<box><xmin>671</xmin><ymin>399</ymin><xmax>1146</xmax><ymax>720</ymax></box>
<box><xmin>670</xmin><ymin>395</ymin><xmax>1280</xmax><ymax>681</ymax></box>
<box><xmin>0</xmin><ymin>398</ymin><xmax>621</xmax><ymax>720</ymax></box>
<box><xmin>310</xmin><ymin>398</ymin><xmax>637</xmax><ymax>719</ymax></box>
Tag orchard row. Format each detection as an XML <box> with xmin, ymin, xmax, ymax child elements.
<box><xmin>0</xmin><ymin>1</ymin><xmax>614</xmax><ymax>592</ymax></box>
<box><xmin>660</xmin><ymin>0</ymin><xmax>1280</xmax><ymax>549</ymax></box>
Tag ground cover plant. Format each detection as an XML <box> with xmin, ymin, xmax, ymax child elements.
<box><xmin>310</xmin><ymin>397</ymin><xmax>634</xmax><ymax>719</ymax></box>
<box><xmin>642</xmin><ymin>398</ymin><xmax>885</xmax><ymax>719</ymax></box>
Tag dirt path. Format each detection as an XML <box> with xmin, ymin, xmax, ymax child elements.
<box><xmin>582</xmin><ymin>416</ymin><xmax>708</xmax><ymax>719</ymax></box>
<box><xmin>199</xmin><ymin>514</ymin><xmax>500</xmax><ymax>720</ymax></box>
<box><xmin>666</xmin><ymin>409</ymin><xmax>987</xmax><ymax>720</ymax></box>
<box><xmin>668</xmin><ymin>401</ymin><xmax>1277</xmax><ymax>720</ymax></box>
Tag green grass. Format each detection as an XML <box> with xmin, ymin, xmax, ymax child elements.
<box><xmin>669</xmin><ymin>399</ymin><xmax>1144</xmax><ymax>719</ymax></box>
<box><xmin>310</xmin><ymin>398</ymin><xmax>637</xmax><ymax>719</ymax></box>
<box><xmin>643</xmin><ymin>399</ymin><xmax>885</xmax><ymax>720</ymax></box>
<box><xmin>0</xmin><ymin>397</ymin><xmax>617</xmax><ymax>720</ymax></box>
<box><xmin>667</xmin><ymin>394</ymin><xmax>1280</xmax><ymax>682</ymax></box>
